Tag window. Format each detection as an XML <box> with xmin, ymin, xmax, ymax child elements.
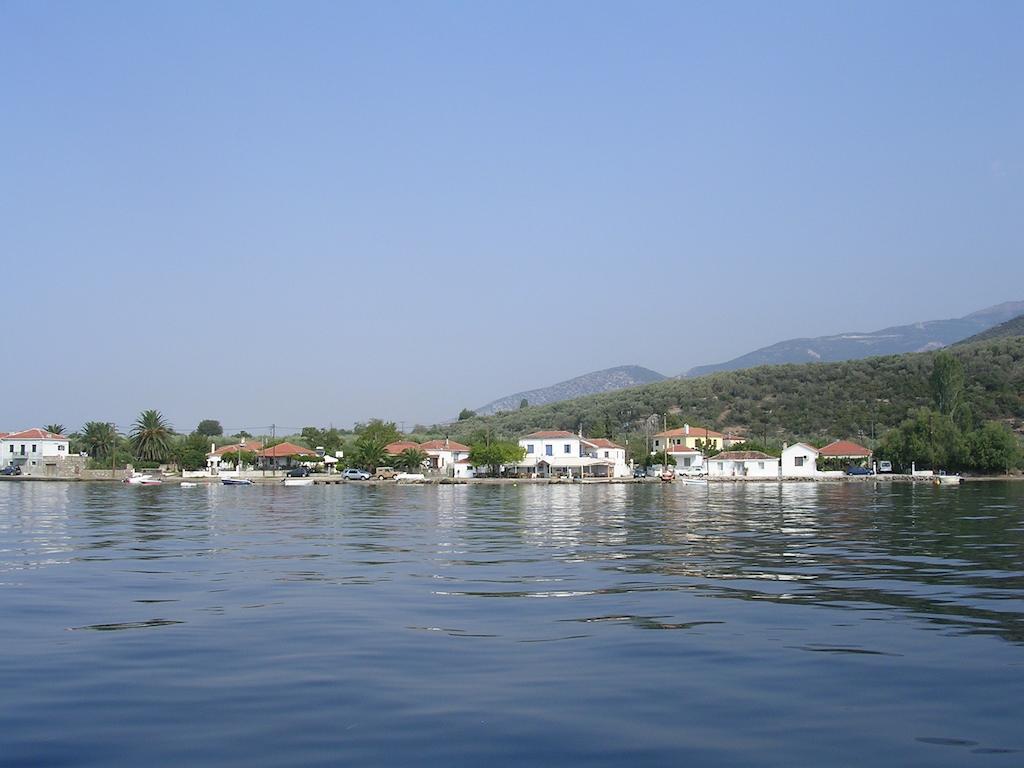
<box><xmin>526</xmin><ymin>444</ymin><xmax>534</xmax><ymax>454</ymax></box>
<box><xmin>545</xmin><ymin>445</ymin><xmax>553</xmax><ymax>456</ymax></box>
<box><xmin>603</xmin><ymin>451</ymin><xmax>609</xmax><ymax>458</ymax></box>
<box><xmin>32</xmin><ymin>445</ymin><xmax>37</xmax><ymax>453</ymax></box>
<box><xmin>683</xmin><ymin>457</ymin><xmax>691</xmax><ymax>467</ymax></box>
<box><xmin>758</xmin><ymin>462</ymin><xmax>765</xmax><ymax>469</ymax></box>
<box><xmin>564</xmin><ymin>444</ymin><xmax>571</xmax><ymax>454</ymax></box>
<box><xmin>58</xmin><ymin>445</ymin><xmax>65</xmax><ymax>451</ymax></box>
<box><xmin>20</xmin><ymin>445</ymin><xmax>25</xmax><ymax>455</ymax></box>
<box><xmin>794</xmin><ymin>456</ymin><xmax>804</xmax><ymax>467</ymax></box>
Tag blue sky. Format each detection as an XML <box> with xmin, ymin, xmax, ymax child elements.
<box><xmin>2</xmin><ymin>1</ymin><xmax>1022</xmax><ymax>434</ymax></box>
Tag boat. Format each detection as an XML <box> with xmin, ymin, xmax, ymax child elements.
<box><xmin>934</xmin><ymin>473</ymin><xmax>962</xmax><ymax>486</ymax></box>
<box><xmin>282</xmin><ymin>477</ymin><xmax>314</xmax><ymax>487</ymax></box>
<box><xmin>221</xmin><ymin>438</ymin><xmax>254</xmax><ymax>485</ymax></box>
<box><xmin>222</xmin><ymin>477</ymin><xmax>254</xmax><ymax>486</ymax></box>
<box><xmin>180</xmin><ymin>482</ymin><xmax>199</xmax><ymax>488</ymax></box>
<box><xmin>124</xmin><ymin>473</ymin><xmax>162</xmax><ymax>485</ymax></box>
<box><xmin>679</xmin><ymin>478</ymin><xmax>708</xmax><ymax>486</ymax></box>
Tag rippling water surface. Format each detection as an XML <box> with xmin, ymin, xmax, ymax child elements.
<box><xmin>1</xmin><ymin>481</ymin><xmax>1023</xmax><ymax>766</ymax></box>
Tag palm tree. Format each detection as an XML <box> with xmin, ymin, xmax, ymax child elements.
<box><xmin>350</xmin><ymin>436</ymin><xmax>389</xmax><ymax>471</ymax></box>
<box><xmin>130</xmin><ymin>410</ymin><xmax>174</xmax><ymax>462</ymax></box>
<box><xmin>79</xmin><ymin>422</ymin><xmax>118</xmax><ymax>458</ymax></box>
<box><xmin>395</xmin><ymin>448</ymin><xmax>427</xmax><ymax>472</ymax></box>
<box><xmin>44</xmin><ymin>424</ymin><xmax>66</xmax><ymax>436</ymax></box>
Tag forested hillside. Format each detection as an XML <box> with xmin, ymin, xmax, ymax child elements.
<box><xmin>954</xmin><ymin>314</ymin><xmax>1024</xmax><ymax>346</ymax></box>
<box><xmin>445</xmin><ymin>337</ymin><xmax>1024</xmax><ymax>446</ymax></box>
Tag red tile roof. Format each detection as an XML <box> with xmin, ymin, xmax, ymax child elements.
<box><xmin>654</xmin><ymin>426</ymin><xmax>723</xmax><ymax>439</ymax></box>
<box><xmin>586</xmin><ymin>438</ymin><xmax>624</xmax><ymax>450</ymax></box>
<box><xmin>667</xmin><ymin>445</ymin><xmax>702</xmax><ymax>454</ymax></box>
<box><xmin>522</xmin><ymin>431</ymin><xmax>577</xmax><ymax>439</ymax></box>
<box><xmin>385</xmin><ymin>441</ymin><xmax>422</xmax><ymax>455</ymax></box>
<box><xmin>258</xmin><ymin>442</ymin><xmax>317</xmax><ymax>458</ymax></box>
<box><xmin>709</xmin><ymin>451</ymin><xmax>776</xmax><ymax>461</ymax></box>
<box><xmin>3</xmin><ymin>428</ymin><xmax>68</xmax><ymax>440</ymax></box>
<box><xmin>419</xmin><ymin>439</ymin><xmax>470</xmax><ymax>452</ymax></box>
<box><xmin>819</xmin><ymin>440</ymin><xmax>872</xmax><ymax>458</ymax></box>
<box><xmin>210</xmin><ymin>442</ymin><xmax>264</xmax><ymax>456</ymax></box>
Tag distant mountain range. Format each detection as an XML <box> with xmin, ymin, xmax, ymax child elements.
<box><xmin>954</xmin><ymin>312</ymin><xmax>1024</xmax><ymax>346</ymax></box>
<box><xmin>682</xmin><ymin>301</ymin><xmax>1024</xmax><ymax>378</ymax></box>
<box><xmin>474</xmin><ymin>365</ymin><xmax>667</xmax><ymax>416</ymax></box>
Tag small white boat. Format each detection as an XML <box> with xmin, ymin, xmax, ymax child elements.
<box><xmin>180</xmin><ymin>482</ymin><xmax>199</xmax><ymax>488</ymax></box>
<box><xmin>679</xmin><ymin>478</ymin><xmax>708</xmax><ymax>486</ymax></box>
<box><xmin>282</xmin><ymin>477</ymin><xmax>314</xmax><ymax>487</ymax></box>
<box><xmin>934</xmin><ymin>474</ymin><xmax>962</xmax><ymax>486</ymax></box>
<box><xmin>221</xmin><ymin>477</ymin><xmax>253</xmax><ymax>486</ymax></box>
<box><xmin>124</xmin><ymin>473</ymin><xmax>162</xmax><ymax>486</ymax></box>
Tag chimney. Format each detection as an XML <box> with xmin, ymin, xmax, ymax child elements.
<box><xmin>684</xmin><ymin>424</ymin><xmax>690</xmax><ymax>435</ymax></box>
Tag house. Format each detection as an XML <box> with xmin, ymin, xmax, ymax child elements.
<box><xmin>206</xmin><ymin>441</ymin><xmax>263</xmax><ymax>474</ymax></box>
<box><xmin>453</xmin><ymin>458</ymin><xmax>478</xmax><ymax>479</ymax></box>
<box><xmin>512</xmin><ymin>430</ymin><xmax>626</xmax><ymax>478</ymax></box>
<box><xmin>257</xmin><ymin>442</ymin><xmax>318</xmax><ymax>470</ymax></box>
<box><xmin>667</xmin><ymin>444</ymin><xmax>704</xmax><ymax>470</ymax></box>
<box><xmin>819</xmin><ymin>440</ymin><xmax>872</xmax><ymax>468</ymax></box>
<box><xmin>652</xmin><ymin>424</ymin><xmax>724</xmax><ymax>451</ymax></box>
<box><xmin>384</xmin><ymin>441</ymin><xmax>422</xmax><ymax>457</ymax></box>
<box><xmin>419</xmin><ymin>439</ymin><xmax>471</xmax><ymax>472</ymax></box>
<box><xmin>781</xmin><ymin>443</ymin><xmax>820</xmax><ymax>478</ymax></box>
<box><xmin>706</xmin><ymin>450</ymin><xmax>780</xmax><ymax>479</ymax></box>
<box><xmin>1</xmin><ymin>428</ymin><xmax>73</xmax><ymax>476</ymax></box>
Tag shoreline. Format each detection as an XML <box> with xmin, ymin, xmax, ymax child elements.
<box><xmin>2</xmin><ymin>474</ymin><xmax>1020</xmax><ymax>485</ymax></box>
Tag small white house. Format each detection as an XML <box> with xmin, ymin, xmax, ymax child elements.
<box><xmin>584</xmin><ymin>438</ymin><xmax>631</xmax><ymax>478</ymax></box>
<box><xmin>706</xmin><ymin>451</ymin><xmax>780</xmax><ymax>479</ymax></box>
<box><xmin>667</xmin><ymin>445</ymin><xmax>704</xmax><ymax>470</ymax></box>
<box><xmin>419</xmin><ymin>439</ymin><xmax>471</xmax><ymax>473</ymax></box>
<box><xmin>1</xmin><ymin>428</ymin><xmax>70</xmax><ymax>471</ymax></box>
<box><xmin>453</xmin><ymin>458</ymin><xmax>478</xmax><ymax>479</ymax></box>
<box><xmin>781</xmin><ymin>443</ymin><xmax>820</xmax><ymax>478</ymax></box>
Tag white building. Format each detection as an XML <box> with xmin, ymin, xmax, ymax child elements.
<box><xmin>453</xmin><ymin>458</ymin><xmax>478</xmax><ymax>479</ymax></box>
<box><xmin>706</xmin><ymin>450</ymin><xmax>780</xmax><ymax>479</ymax></box>
<box><xmin>667</xmin><ymin>445</ymin><xmax>704</xmax><ymax>471</ymax></box>
<box><xmin>513</xmin><ymin>431</ymin><xmax>627</xmax><ymax>478</ymax></box>
<box><xmin>419</xmin><ymin>439</ymin><xmax>471</xmax><ymax>473</ymax></box>
<box><xmin>1</xmin><ymin>428</ymin><xmax>71</xmax><ymax>473</ymax></box>
<box><xmin>781</xmin><ymin>443</ymin><xmax>820</xmax><ymax>478</ymax></box>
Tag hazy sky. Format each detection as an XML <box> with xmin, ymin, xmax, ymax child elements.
<box><xmin>2</xmin><ymin>1</ymin><xmax>1022</xmax><ymax>435</ymax></box>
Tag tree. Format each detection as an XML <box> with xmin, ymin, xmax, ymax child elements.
<box><xmin>219</xmin><ymin>450</ymin><xmax>257</xmax><ymax>468</ymax></box>
<box><xmin>195</xmin><ymin>419</ymin><xmax>223</xmax><ymax>437</ymax></box>
<box><xmin>349</xmin><ymin>436</ymin><xmax>389</xmax><ymax>471</ymax></box>
<box><xmin>355</xmin><ymin>419</ymin><xmax>401</xmax><ymax>446</ymax></box>
<box><xmin>965</xmin><ymin>422</ymin><xmax>1021</xmax><ymax>473</ymax></box>
<box><xmin>173</xmin><ymin>433</ymin><xmax>211</xmax><ymax>471</ymax></box>
<box><xmin>79</xmin><ymin>422</ymin><xmax>119</xmax><ymax>458</ymax></box>
<box><xmin>930</xmin><ymin>351</ymin><xmax>965</xmax><ymax>417</ymax></box>
<box><xmin>130</xmin><ymin>410</ymin><xmax>174</xmax><ymax>462</ymax></box>
<box><xmin>519</xmin><ymin>399</ymin><xmax>529</xmax><ymax>410</ymax></box>
<box><xmin>301</xmin><ymin>426</ymin><xmax>345</xmax><ymax>454</ymax></box>
<box><xmin>877</xmin><ymin>408</ymin><xmax>965</xmax><ymax>471</ymax></box>
<box><xmin>469</xmin><ymin>441</ymin><xmax>525</xmax><ymax>475</ymax></box>
<box><xmin>458</xmin><ymin>408</ymin><xmax>476</xmax><ymax>421</ymax></box>
<box><xmin>395</xmin><ymin>448</ymin><xmax>428</xmax><ymax>472</ymax></box>
<box><xmin>44</xmin><ymin>424</ymin><xmax>66</xmax><ymax>436</ymax></box>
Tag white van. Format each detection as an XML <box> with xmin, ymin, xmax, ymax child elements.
<box><xmin>878</xmin><ymin>461</ymin><xmax>893</xmax><ymax>473</ymax></box>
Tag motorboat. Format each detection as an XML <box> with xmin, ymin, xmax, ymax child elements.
<box><xmin>124</xmin><ymin>473</ymin><xmax>162</xmax><ymax>486</ymax></box>
<box><xmin>934</xmin><ymin>473</ymin><xmax>962</xmax><ymax>486</ymax></box>
<box><xmin>181</xmin><ymin>482</ymin><xmax>199</xmax><ymax>488</ymax></box>
<box><xmin>678</xmin><ymin>478</ymin><xmax>708</xmax><ymax>486</ymax></box>
<box><xmin>222</xmin><ymin>477</ymin><xmax>254</xmax><ymax>486</ymax></box>
<box><xmin>282</xmin><ymin>477</ymin><xmax>314</xmax><ymax>487</ymax></box>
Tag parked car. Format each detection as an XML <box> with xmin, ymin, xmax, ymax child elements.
<box><xmin>1</xmin><ymin>465</ymin><xmax>22</xmax><ymax>476</ymax></box>
<box><xmin>678</xmin><ymin>465</ymin><xmax>707</xmax><ymax>478</ymax></box>
<box><xmin>633</xmin><ymin>467</ymin><xmax>648</xmax><ymax>479</ymax></box>
<box><xmin>342</xmin><ymin>468</ymin><xmax>371</xmax><ymax>480</ymax></box>
<box><xmin>846</xmin><ymin>466</ymin><xmax>873</xmax><ymax>476</ymax></box>
<box><xmin>374</xmin><ymin>467</ymin><xmax>399</xmax><ymax>480</ymax></box>
<box><xmin>287</xmin><ymin>466</ymin><xmax>311</xmax><ymax>477</ymax></box>
<box><xmin>878</xmin><ymin>461</ymin><xmax>893</xmax><ymax>473</ymax></box>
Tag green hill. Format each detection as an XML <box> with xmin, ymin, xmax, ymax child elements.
<box><xmin>445</xmin><ymin>337</ymin><xmax>1024</xmax><ymax>446</ymax></box>
<box><xmin>954</xmin><ymin>314</ymin><xmax>1024</xmax><ymax>346</ymax></box>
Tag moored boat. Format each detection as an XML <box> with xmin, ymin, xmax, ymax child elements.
<box><xmin>124</xmin><ymin>473</ymin><xmax>162</xmax><ymax>485</ymax></box>
<box><xmin>282</xmin><ymin>477</ymin><xmax>314</xmax><ymax>487</ymax></box>
<box><xmin>222</xmin><ymin>477</ymin><xmax>254</xmax><ymax>486</ymax></box>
